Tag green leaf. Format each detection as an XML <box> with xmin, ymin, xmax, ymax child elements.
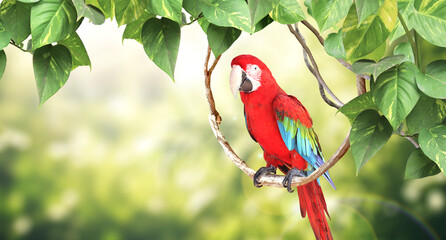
<box><xmin>409</xmin><ymin>0</ymin><xmax>446</xmax><ymax>47</ymax></box>
<box><xmin>141</xmin><ymin>18</ymin><xmax>180</xmax><ymax>81</ymax></box>
<box><xmin>338</xmin><ymin>92</ymin><xmax>378</xmax><ymax>122</ymax></box>
<box><xmin>406</xmin><ymin>96</ymin><xmax>446</xmax><ymax>135</ymax></box>
<box><xmin>372</xmin><ymin>62</ymin><xmax>420</xmax><ymax>129</ymax></box>
<box><xmin>0</xmin><ymin>0</ymin><xmax>31</xmax><ymax>43</ymax></box>
<box><xmin>115</xmin><ymin>0</ymin><xmax>147</xmax><ymax>26</ymax></box>
<box><xmin>252</xmin><ymin>15</ymin><xmax>273</xmax><ymax>33</ymax></box>
<box><xmin>416</xmin><ymin>60</ymin><xmax>446</xmax><ymax>99</ymax></box>
<box><xmin>17</xmin><ymin>0</ymin><xmax>40</xmax><ymax>2</ymax></box>
<box><xmin>342</xmin><ymin>0</ymin><xmax>397</xmax><ymax>60</ymax></box>
<box><xmin>33</xmin><ymin>44</ymin><xmax>72</xmax><ymax>104</ymax></box>
<box><xmin>352</xmin><ymin>54</ymin><xmax>405</xmax><ymax>78</ymax></box>
<box><xmin>97</xmin><ymin>0</ymin><xmax>114</xmax><ymax>19</ymax></box>
<box><xmin>393</xmin><ymin>42</ymin><xmax>415</xmax><ymax>63</ymax></box>
<box><xmin>58</xmin><ymin>32</ymin><xmax>90</xmax><ymax>70</ymax></box>
<box><xmin>200</xmin><ymin>0</ymin><xmax>251</xmax><ymax>33</ymax></box>
<box><xmin>183</xmin><ymin>0</ymin><xmax>201</xmax><ymax>18</ymax></box>
<box><xmin>350</xmin><ymin>109</ymin><xmax>393</xmax><ymax>174</ymax></box>
<box><xmin>0</xmin><ymin>50</ymin><xmax>6</xmax><ymax>80</ymax></box>
<box><xmin>248</xmin><ymin>0</ymin><xmax>272</xmax><ymax>27</ymax></box>
<box><xmin>207</xmin><ymin>24</ymin><xmax>241</xmax><ymax>57</ymax></box>
<box><xmin>122</xmin><ymin>11</ymin><xmax>153</xmax><ymax>43</ymax></box>
<box><xmin>0</xmin><ymin>22</ymin><xmax>12</xmax><ymax>49</ymax></box>
<box><xmin>311</xmin><ymin>0</ymin><xmax>353</xmax><ymax>32</ymax></box>
<box><xmin>72</xmin><ymin>0</ymin><xmax>105</xmax><ymax>25</ymax></box>
<box><xmin>270</xmin><ymin>0</ymin><xmax>305</xmax><ymax>24</ymax></box>
<box><xmin>147</xmin><ymin>0</ymin><xmax>182</xmax><ymax>24</ymax></box>
<box><xmin>324</xmin><ymin>29</ymin><xmax>346</xmax><ymax>59</ymax></box>
<box><xmin>31</xmin><ymin>0</ymin><xmax>78</xmax><ymax>49</ymax></box>
<box><xmin>198</xmin><ymin>18</ymin><xmax>210</xmax><ymax>33</ymax></box>
<box><xmin>405</xmin><ymin>148</ymin><xmax>440</xmax><ymax>179</ymax></box>
<box><xmin>419</xmin><ymin>124</ymin><xmax>446</xmax><ymax>174</ymax></box>
<box><xmin>389</xmin><ymin>0</ymin><xmax>414</xmax><ymax>42</ymax></box>
<box><xmin>355</xmin><ymin>0</ymin><xmax>383</xmax><ymax>25</ymax></box>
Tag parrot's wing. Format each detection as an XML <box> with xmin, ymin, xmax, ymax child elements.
<box><xmin>273</xmin><ymin>95</ymin><xmax>335</xmax><ymax>189</ymax></box>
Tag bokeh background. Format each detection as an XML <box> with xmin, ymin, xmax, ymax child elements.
<box><xmin>1</xmin><ymin>16</ymin><xmax>445</xmax><ymax>240</ymax></box>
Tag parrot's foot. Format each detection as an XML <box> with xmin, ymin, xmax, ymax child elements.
<box><xmin>253</xmin><ymin>165</ymin><xmax>277</xmax><ymax>188</ymax></box>
<box><xmin>282</xmin><ymin>168</ymin><xmax>305</xmax><ymax>193</ymax></box>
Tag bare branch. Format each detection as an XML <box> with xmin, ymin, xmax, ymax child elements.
<box><xmin>288</xmin><ymin>24</ymin><xmax>343</xmax><ymax>109</ymax></box>
<box><xmin>204</xmin><ymin>46</ymin><xmax>222</xmax><ymax>124</ymax></box>
<box><xmin>356</xmin><ymin>75</ymin><xmax>366</xmax><ymax>95</ymax></box>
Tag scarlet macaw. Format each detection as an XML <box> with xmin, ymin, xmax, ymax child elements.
<box><xmin>229</xmin><ymin>55</ymin><xmax>335</xmax><ymax>240</ymax></box>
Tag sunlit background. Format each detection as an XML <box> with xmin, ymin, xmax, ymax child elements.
<box><xmin>1</xmin><ymin>16</ymin><xmax>445</xmax><ymax>240</ymax></box>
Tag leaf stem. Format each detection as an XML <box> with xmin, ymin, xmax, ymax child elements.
<box><xmin>9</xmin><ymin>40</ymin><xmax>30</xmax><ymax>53</ymax></box>
<box><xmin>398</xmin><ymin>12</ymin><xmax>419</xmax><ymax>67</ymax></box>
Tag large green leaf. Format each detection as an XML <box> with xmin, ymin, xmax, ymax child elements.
<box><xmin>406</xmin><ymin>96</ymin><xmax>446</xmax><ymax>135</ymax></box>
<box><xmin>58</xmin><ymin>32</ymin><xmax>90</xmax><ymax>70</ymax></box>
<box><xmin>31</xmin><ymin>0</ymin><xmax>78</xmax><ymax>49</ymax></box>
<box><xmin>352</xmin><ymin>55</ymin><xmax>405</xmax><ymax>78</ymax></box>
<box><xmin>342</xmin><ymin>0</ymin><xmax>397</xmax><ymax>61</ymax></box>
<box><xmin>248</xmin><ymin>0</ymin><xmax>272</xmax><ymax>27</ymax></box>
<box><xmin>97</xmin><ymin>0</ymin><xmax>114</xmax><ymax>19</ymax></box>
<box><xmin>122</xmin><ymin>11</ymin><xmax>153</xmax><ymax>43</ymax></box>
<box><xmin>183</xmin><ymin>0</ymin><xmax>201</xmax><ymax>18</ymax></box>
<box><xmin>324</xmin><ymin>29</ymin><xmax>346</xmax><ymax>59</ymax></box>
<box><xmin>355</xmin><ymin>0</ymin><xmax>384</xmax><ymax>25</ymax></box>
<box><xmin>311</xmin><ymin>0</ymin><xmax>353</xmax><ymax>32</ymax></box>
<box><xmin>0</xmin><ymin>22</ymin><xmax>11</xmax><ymax>49</ymax></box>
<box><xmin>419</xmin><ymin>124</ymin><xmax>446</xmax><ymax>175</ymax></box>
<box><xmin>147</xmin><ymin>0</ymin><xmax>182</xmax><ymax>24</ymax></box>
<box><xmin>372</xmin><ymin>62</ymin><xmax>420</xmax><ymax>129</ymax></box>
<box><xmin>350</xmin><ymin>109</ymin><xmax>393</xmax><ymax>174</ymax></box>
<box><xmin>416</xmin><ymin>60</ymin><xmax>446</xmax><ymax>99</ymax></box>
<box><xmin>115</xmin><ymin>0</ymin><xmax>146</xmax><ymax>26</ymax></box>
<box><xmin>0</xmin><ymin>50</ymin><xmax>6</xmax><ymax>80</ymax></box>
<box><xmin>0</xmin><ymin>0</ymin><xmax>31</xmax><ymax>43</ymax></box>
<box><xmin>338</xmin><ymin>92</ymin><xmax>378</xmax><ymax>122</ymax></box>
<box><xmin>141</xmin><ymin>18</ymin><xmax>180</xmax><ymax>81</ymax></box>
<box><xmin>389</xmin><ymin>0</ymin><xmax>414</xmax><ymax>42</ymax></box>
<box><xmin>33</xmin><ymin>44</ymin><xmax>72</xmax><ymax>104</ymax></box>
<box><xmin>405</xmin><ymin>148</ymin><xmax>440</xmax><ymax>179</ymax></box>
<box><xmin>207</xmin><ymin>24</ymin><xmax>241</xmax><ymax>57</ymax></box>
<box><xmin>393</xmin><ymin>42</ymin><xmax>415</xmax><ymax>63</ymax></box>
<box><xmin>72</xmin><ymin>0</ymin><xmax>105</xmax><ymax>25</ymax></box>
<box><xmin>252</xmin><ymin>15</ymin><xmax>273</xmax><ymax>33</ymax></box>
<box><xmin>270</xmin><ymin>0</ymin><xmax>305</xmax><ymax>25</ymax></box>
<box><xmin>200</xmin><ymin>0</ymin><xmax>251</xmax><ymax>33</ymax></box>
<box><xmin>409</xmin><ymin>0</ymin><xmax>446</xmax><ymax>47</ymax></box>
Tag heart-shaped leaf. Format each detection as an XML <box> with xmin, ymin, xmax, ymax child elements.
<box><xmin>372</xmin><ymin>62</ymin><xmax>420</xmax><ymax>129</ymax></box>
<box><xmin>147</xmin><ymin>0</ymin><xmax>182</xmax><ymax>24</ymax></box>
<box><xmin>416</xmin><ymin>60</ymin><xmax>446</xmax><ymax>99</ymax></box>
<box><xmin>419</xmin><ymin>124</ymin><xmax>446</xmax><ymax>175</ymax></box>
<box><xmin>200</xmin><ymin>0</ymin><xmax>251</xmax><ymax>33</ymax></box>
<box><xmin>352</xmin><ymin>54</ymin><xmax>405</xmax><ymax>78</ymax></box>
<box><xmin>141</xmin><ymin>18</ymin><xmax>180</xmax><ymax>81</ymax></box>
<box><xmin>270</xmin><ymin>0</ymin><xmax>305</xmax><ymax>25</ymax></box>
<box><xmin>0</xmin><ymin>0</ymin><xmax>31</xmax><ymax>43</ymax></box>
<box><xmin>405</xmin><ymin>148</ymin><xmax>440</xmax><ymax>179</ymax></box>
<box><xmin>338</xmin><ymin>92</ymin><xmax>378</xmax><ymax>122</ymax></box>
<box><xmin>207</xmin><ymin>24</ymin><xmax>241</xmax><ymax>57</ymax></box>
<box><xmin>58</xmin><ymin>32</ymin><xmax>90</xmax><ymax>70</ymax></box>
<box><xmin>350</xmin><ymin>109</ymin><xmax>393</xmax><ymax>174</ymax></box>
<box><xmin>406</xmin><ymin>96</ymin><xmax>446</xmax><ymax>135</ymax></box>
<box><xmin>311</xmin><ymin>0</ymin><xmax>353</xmax><ymax>32</ymax></box>
<box><xmin>72</xmin><ymin>0</ymin><xmax>105</xmax><ymax>25</ymax></box>
<box><xmin>33</xmin><ymin>44</ymin><xmax>72</xmax><ymax>104</ymax></box>
<box><xmin>115</xmin><ymin>0</ymin><xmax>147</xmax><ymax>26</ymax></box>
<box><xmin>409</xmin><ymin>0</ymin><xmax>446</xmax><ymax>47</ymax></box>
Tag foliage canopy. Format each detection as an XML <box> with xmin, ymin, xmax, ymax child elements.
<box><xmin>0</xmin><ymin>0</ymin><xmax>445</xmax><ymax>180</ymax></box>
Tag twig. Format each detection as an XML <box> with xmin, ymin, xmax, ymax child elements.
<box><xmin>9</xmin><ymin>40</ymin><xmax>30</xmax><ymax>53</ymax></box>
<box><xmin>356</xmin><ymin>75</ymin><xmax>366</xmax><ymax>95</ymax></box>
<box><xmin>398</xmin><ymin>131</ymin><xmax>420</xmax><ymax>148</ymax></box>
<box><xmin>203</xmin><ymin>44</ymin><xmax>351</xmax><ymax>188</ymax></box>
<box><xmin>288</xmin><ymin>24</ymin><xmax>343</xmax><ymax>109</ymax></box>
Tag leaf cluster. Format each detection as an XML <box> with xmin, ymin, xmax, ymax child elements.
<box><xmin>0</xmin><ymin>0</ymin><xmax>445</xmax><ymax>181</ymax></box>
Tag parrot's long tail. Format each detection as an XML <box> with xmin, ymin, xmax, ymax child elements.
<box><xmin>297</xmin><ymin>180</ymin><xmax>333</xmax><ymax>240</ymax></box>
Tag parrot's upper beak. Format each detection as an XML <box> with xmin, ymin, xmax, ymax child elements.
<box><xmin>229</xmin><ymin>65</ymin><xmax>253</xmax><ymax>98</ymax></box>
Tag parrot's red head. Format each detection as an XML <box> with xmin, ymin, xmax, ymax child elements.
<box><xmin>230</xmin><ymin>55</ymin><xmax>278</xmax><ymax>101</ymax></box>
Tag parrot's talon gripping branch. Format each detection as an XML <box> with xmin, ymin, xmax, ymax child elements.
<box><xmin>283</xmin><ymin>168</ymin><xmax>306</xmax><ymax>193</ymax></box>
<box><xmin>253</xmin><ymin>165</ymin><xmax>277</xmax><ymax>188</ymax></box>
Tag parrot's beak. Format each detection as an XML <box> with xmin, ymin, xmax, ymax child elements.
<box><xmin>229</xmin><ymin>65</ymin><xmax>253</xmax><ymax>98</ymax></box>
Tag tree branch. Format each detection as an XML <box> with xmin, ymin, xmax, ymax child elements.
<box><xmin>203</xmin><ymin>44</ymin><xmax>351</xmax><ymax>188</ymax></box>
<box><xmin>288</xmin><ymin>24</ymin><xmax>343</xmax><ymax>109</ymax></box>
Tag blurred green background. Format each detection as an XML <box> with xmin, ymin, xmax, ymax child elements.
<box><xmin>0</xmin><ymin>19</ymin><xmax>445</xmax><ymax>240</ymax></box>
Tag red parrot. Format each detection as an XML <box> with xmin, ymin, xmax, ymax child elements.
<box><xmin>229</xmin><ymin>55</ymin><xmax>335</xmax><ymax>240</ymax></box>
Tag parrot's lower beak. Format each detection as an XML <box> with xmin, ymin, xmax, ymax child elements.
<box><xmin>229</xmin><ymin>65</ymin><xmax>253</xmax><ymax>98</ymax></box>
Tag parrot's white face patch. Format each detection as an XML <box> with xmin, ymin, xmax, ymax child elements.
<box><xmin>229</xmin><ymin>64</ymin><xmax>262</xmax><ymax>98</ymax></box>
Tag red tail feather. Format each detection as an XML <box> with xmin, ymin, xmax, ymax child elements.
<box><xmin>297</xmin><ymin>180</ymin><xmax>332</xmax><ymax>240</ymax></box>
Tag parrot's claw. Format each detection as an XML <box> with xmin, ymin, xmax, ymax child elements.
<box><xmin>253</xmin><ymin>165</ymin><xmax>277</xmax><ymax>188</ymax></box>
<box><xmin>282</xmin><ymin>168</ymin><xmax>305</xmax><ymax>193</ymax></box>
